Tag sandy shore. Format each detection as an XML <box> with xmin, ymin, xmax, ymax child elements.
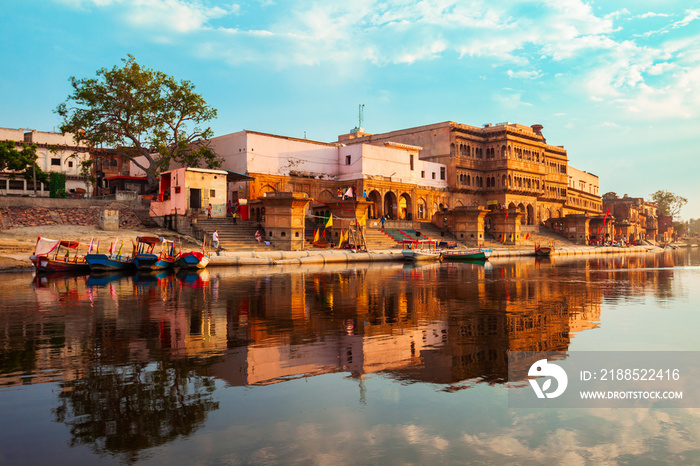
<box><xmin>0</xmin><ymin>225</ymin><xmax>201</xmax><ymax>271</ymax></box>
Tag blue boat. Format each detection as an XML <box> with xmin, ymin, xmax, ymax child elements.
<box><xmin>86</xmin><ymin>253</ymin><xmax>134</xmax><ymax>271</ymax></box>
<box><xmin>85</xmin><ymin>239</ymin><xmax>134</xmax><ymax>271</ymax></box>
<box><xmin>133</xmin><ymin>237</ymin><xmax>177</xmax><ymax>270</ymax></box>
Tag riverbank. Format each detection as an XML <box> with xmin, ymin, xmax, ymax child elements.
<box><xmin>1</xmin><ymin>224</ymin><xmax>675</xmax><ymax>272</ymax></box>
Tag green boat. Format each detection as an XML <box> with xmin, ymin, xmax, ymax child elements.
<box><xmin>440</xmin><ymin>248</ymin><xmax>492</xmax><ymax>261</ymax></box>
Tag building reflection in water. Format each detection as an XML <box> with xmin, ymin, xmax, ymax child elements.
<box><xmin>0</xmin><ymin>250</ymin><xmax>687</xmax><ymax>458</ymax></box>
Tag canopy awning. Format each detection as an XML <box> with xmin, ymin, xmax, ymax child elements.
<box><xmin>225</xmin><ymin>170</ymin><xmax>255</xmax><ymax>182</ymax></box>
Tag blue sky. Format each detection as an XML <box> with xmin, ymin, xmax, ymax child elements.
<box><xmin>2</xmin><ymin>0</ymin><xmax>699</xmax><ymax>218</ymax></box>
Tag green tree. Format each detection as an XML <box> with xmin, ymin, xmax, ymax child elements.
<box><xmin>649</xmin><ymin>190</ymin><xmax>687</xmax><ymax>218</ymax></box>
<box><xmin>688</xmin><ymin>218</ymin><xmax>700</xmax><ymax>235</ymax></box>
<box><xmin>56</xmin><ymin>55</ymin><xmax>220</xmax><ymax>193</ymax></box>
<box><xmin>602</xmin><ymin>191</ymin><xmax>617</xmax><ymax>200</ymax></box>
<box><xmin>0</xmin><ymin>140</ymin><xmax>48</xmax><ymax>186</ymax></box>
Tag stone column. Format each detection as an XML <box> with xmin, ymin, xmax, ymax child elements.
<box><xmin>486</xmin><ymin>209</ymin><xmax>522</xmax><ymax>245</ymax></box>
<box><xmin>99</xmin><ymin>209</ymin><xmax>119</xmax><ymax>231</ymax></box>
<box><xmin>561</xmin><ymin>214</ymin><xmax>591</xmax><ymax>244</ymax></box>
<box><xmin>451</xmin><ymin>206</ymin><xmax>488</xmax><ymax>246</ymax></box>
<box><xmin>259</xmin><ymin>192</ymin><xmax>312</xmax><ymax>250</ymax></box>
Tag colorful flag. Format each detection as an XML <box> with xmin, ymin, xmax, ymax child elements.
<box><xmin>337</xmin><ymin>230</ymin><xmax>344</xmax><ymax>248</ymax></box>
<box><xmin>322</xmin><ymin>229</ymin><xmax>326</xmax><ymax>238</ymax></box>
<box><xmin>505</xmin><ymin>210</ymin><xmax>509</xmax><ymax>220</ymax></box>
<box><xmin>525</xmin><ymin>232</ymin><xmax>530</xmax><ymax>240</ymax></box>
<box><xmin>359</xmin><ymin>211</ymin><xmax>367</xmax><ymax>226</ymax></box>
<box><xmin>325</xmin><ymin>214</ymin><xmax>333</xmax><ymax>228</ymax></box>
<box><xmin>313</xmin><ymin>228</ymin><xmax>320</xmax><ymax>243</ymax></box>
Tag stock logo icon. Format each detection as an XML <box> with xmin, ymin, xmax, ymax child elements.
<box><xmin>528</xmin><ymin>359</ymin><xmax>568</xmax><ymax>399</ymax></box>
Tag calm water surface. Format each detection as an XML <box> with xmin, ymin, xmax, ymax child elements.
<box><xmin>1</xmin><ymin>249</ymin><xmax>700</xmax><ymax>464</ymax></box>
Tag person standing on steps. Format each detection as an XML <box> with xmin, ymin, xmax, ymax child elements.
<box><xmin>207</xmin><ymin>204</ymin><xmax>212</xmax><ymax>219</ymax></box>
<box><xmin>212</xmin><ymin>230</ymin><xmax>219</xmax><ymax>250</ymax></box>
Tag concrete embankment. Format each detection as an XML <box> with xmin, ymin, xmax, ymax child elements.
<box><xmin>210</xmin><ymin>249</ymin><xmax>404</xmax><ymax>266</ymax></box>
<box><xmin>490</xmin><ymin>245</ymin><xmax>661</xmax><ymax>258</ymax></box>
<box><xmin>209</xmin><ymin>244</ymin><xmax>662</xmax><ymax>267</ymax></box>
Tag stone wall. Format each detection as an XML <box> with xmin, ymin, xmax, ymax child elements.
<box><xmin>0</xmin><ymin>206</ymin><xmax>146</xmax><ymax>230</ymax></box>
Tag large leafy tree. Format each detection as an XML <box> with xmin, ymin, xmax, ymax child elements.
<box><xmin>0</xmin><ymin>140</ymin><xmax>48</xmax><ymax>185</ymax></box>
<box><xmin>649</xmin><ymin>190</ymin><xmax>687</xmax><ymax>218</ymax></box>
<box><xmin>56</xmin><ymin>55</ymin><xmax>220</xmax><ymax>193</ymax></box>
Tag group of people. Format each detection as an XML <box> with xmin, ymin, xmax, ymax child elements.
<box><xmin>336</xmin><ymin>185</ymin><xmax>371</xmax><ymax>201</ymax></box>
<box><xmin>337</xmin><ymin>185</ymin><xmax>357</xmax><ymax>200</ymax></box>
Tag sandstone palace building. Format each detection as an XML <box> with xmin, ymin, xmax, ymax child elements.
<box><xmin>337</xmin><ymin>121</ymin><xmax>601</xmax><ymax>225</ymax></box>
<box><xmin>182</xmin><ymin>121</ymin><xmax>601</xmax><ymax>225</ymax></box>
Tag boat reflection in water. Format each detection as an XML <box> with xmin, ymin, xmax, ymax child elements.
<box><xmin>2</xmin><ymin>249</ymin><xmax>698</xmax><ymax>463</ymax></box>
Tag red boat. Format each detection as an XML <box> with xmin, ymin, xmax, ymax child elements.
<box><xmin>31</xmin><ymin>237</ymin><xmax>92</xmax><ymax>273</ymax></box>
<box><xmin>534</xmin><ymin>242</ymin><xmax>554</xmax><ymax>256</ymax></box>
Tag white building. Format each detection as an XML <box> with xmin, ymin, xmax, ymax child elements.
<box><xmin>0</xmin><ymin>127</ymin><xmax>91</xmax><ymax>197</ymax></box>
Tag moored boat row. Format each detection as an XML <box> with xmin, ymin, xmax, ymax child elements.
<box><xmin>32</xmin><ymin>236</ymin><xmax>211</xmax><ymax>273</ymax></box>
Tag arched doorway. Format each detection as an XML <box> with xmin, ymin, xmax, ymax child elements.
<box><xmin>367</xmin><ymin>190</ymin><xmax>381</xmax><ymax>218</ymax></box>
<box><xmin>384</xmin><ymin>191</ymin><xmax>398</xmax><ymax>220</ymax></box>
<box><xmin>527</xmin><ymin>204</ymin><xmax>535</xmax><ymax>225</ymax></box>
<box><xmin>399</xmin><ymin>193</ymin><xmax>412</xmax><ymax>220</ymax></box>
<box><xmin>417</xmin><ymin>198</ymin><xmax>427</xmax><ymax>220</ymax></box>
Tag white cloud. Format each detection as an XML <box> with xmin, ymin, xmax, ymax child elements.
<box><xmin>494</xmin><ymin>92</ymin><xmax>532</xmax><ymax>108</ymax></box>
<box><xmin>507</xmin><ymin>69</ymin><xmax>543</xmax><ymax>79</ymax></box>
<box><xmin>124</xmin><ymin>0</ymin><xmax>237</xmax><ymax>34</ymax></box>
<box><xmin>672</xmin><ymin>9</ymin><xmax>700</xmax><ymax>28</ymax></box>
<box><xmin>638</xmin><ymin>12</ymin><xmax>670</xmax><ymax>19</ymax></box>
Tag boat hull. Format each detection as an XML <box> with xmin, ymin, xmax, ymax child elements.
<box><xmin>535</xmin><ymin>247</ymin><xmax>552</xmax><ymax>256</ymax></box>
<box><xmin>86</xmin><ymin>253</ymin><xmax>134</xmax><ymax>271</ymax></box>
<box><xmin>441</xmin><ymin>249</ymin><xmax>493</xmax><ymax>261</ymax></box>
<box><xmin>175</xmin><ymin>252</ymin><xmax>210</xmax><ymax>269</ymax></box>
<box><xmin>401</xmin><ymin>250</ymin><xmax>442</xmax><ymax>262</ymax></box>
<box><xmin>134</xmin><ymin>253</ymin><xmax>175</xmax><ymax>270</ymax></box>
<box><xmin>36</xmin><ymin>256</ymin><xmax>90</xmax><ymax>273</ymax></box>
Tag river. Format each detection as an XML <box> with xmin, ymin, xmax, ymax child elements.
<box><xmin>1</xmin><ymin>249</ymin><xmax>699</xmax><ymax>464</ymax></box>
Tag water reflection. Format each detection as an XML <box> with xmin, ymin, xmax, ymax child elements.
<box><xmin>3</xmin><ymin>251</ymin><xmax>694</xmax><ymax>388</ymax></box>
<box><xmin>53</xmin><ymin>361</ymin><xmax>218</xmax><ymax>463</ymax></box>
<box><xmin>0</xmin><ymin>249</ymin><xmax>698</xmax><ymax>462</ymax></box>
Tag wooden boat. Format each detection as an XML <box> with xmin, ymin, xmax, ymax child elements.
<box><xmin>175</xmin><ymin>250</ymin><xmax>210</xmax><ymax>269</ymax></box>
<box><xmin>401</xmin><ymin>240</ymin><xmax>441</xmax><ymax>262</ymax></box>
<box><xmin>441</xmin><ymin>248</ymin><xmax>493</xmax><ymax>261</ymax></box>
<box><xmin>32</xmin><ymin>237</ymin><xmax>91</xmax><ymax>273</ymax></box>
<box><xmin>534</xmin><ymin>243</ymin><xmax>554</xmax><ymax>256</ymax></box>
<box><xmin>85</xmin><ymin>239</ymin><xmax>134</xmax><ymax>271</ymax></box>
<box><xmin>133</xmin><ymin>237</ymin><xmax>177</xmax><ymax>270</ymax></box>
